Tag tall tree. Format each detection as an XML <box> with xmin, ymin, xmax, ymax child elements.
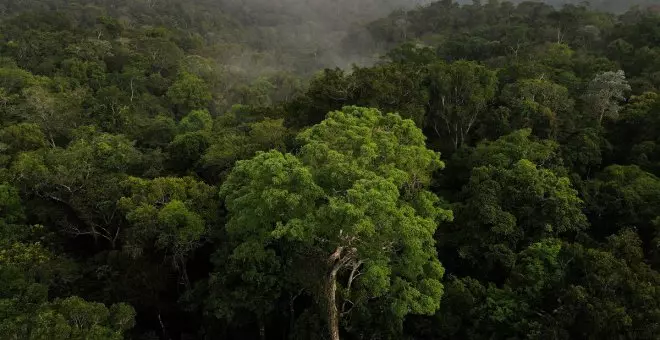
<box><xmin>500</xmin><ymin>78</ymin><xmax>574</xmax><ymax>139</ymax></box>
<box><xmin>213</xmin><ymin>107</ymin><xmax>452</xmax><ymax>339</ymax></box>
<box><xmin>166</xmin><ymin>72</ymin><xmax>212</xmax><ymax>115</ymax></box>
<box><xmin>582</xmin><ymin>70</ymin><xmax>631</xmax><ymax>125</ymax></box>
<box><xmin>10</xmin><ymin>131</ymin><xmax>142</xmax><ymax>249</ymax></box>
<box><xmin>118</xmin><ymin>176</ymin><xmax>218</xmax><ymax>288</ymax></box>
<box><xmin>427</xmin><ymin>60</ymin><xmax>497</xmax><ymax>150</ymax></box>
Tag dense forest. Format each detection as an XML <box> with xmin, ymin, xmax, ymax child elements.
<box><xmin>2</xmin><ymin>0</ymin><xmax>660</xmax><ymax>339</ymax></box>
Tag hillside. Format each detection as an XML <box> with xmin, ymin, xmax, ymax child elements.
<box><xmin>454</xmin><ymin>0</ymin><xmax>660</xmax><ymax>13</ymax></box>
<box><xmin>538</xmin><ymin>0</ymin><xmax>659</xmax><ymax>13</ymax></box>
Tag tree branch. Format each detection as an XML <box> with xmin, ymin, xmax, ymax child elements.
<box><xmin>341</xmin><ymin>260</ymin><xmax>363</xmax><ymax>314</ymax></box>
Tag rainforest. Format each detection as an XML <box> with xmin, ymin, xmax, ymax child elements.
<box><xmin>2</xmin><ymin>0</ymin><xmax>660</xmax><ymax>339</ymax></box>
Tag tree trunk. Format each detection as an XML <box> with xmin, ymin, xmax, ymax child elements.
<box><xmin>290</xmin><ymin>296</ymin><xmax>296</xmax><ymax>336</ymax></box>
<box><xmin>258</xmin><ymin>318</ymin><xmax>266</xmax><ymax>340</ymax></box>
<box><xmin>179</xmin><ymin>257</ymin><xmax>191</xmax><ymax>290</ymax></box>
<box><xmin>289</xmin><ymin>290</ymin><xmax>303</xmax><ymax>335</ymax></box>
<box><xmin>158</xmin><ymin>313</ymin><xmax>171</xmax><ymax>340</ymax></box>
<box><xmin>326</xmin><ymin>270</ymin><xmax>340</xmax><ymax>340</ymax></box>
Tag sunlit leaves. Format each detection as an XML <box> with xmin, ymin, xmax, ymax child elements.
<box><xmin>214</xmin><ymin>106</ymin><xmax>450</xmax><ymax>335</ymax></box>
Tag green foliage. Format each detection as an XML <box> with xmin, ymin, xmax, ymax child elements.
<box><xmin>445</xmin><ymin>158</ymin><xmax>587</xmax><ymax>278</ymax></box>
<box><xmin>167</xmin><ymin>72</ymin><xmax>212</xmax><ymax>113</ymax></box>
<box><xmin>1</xmin><ymin>0</ymin><xmax>660</xmax><ymax>338</ymax></box>
<box><xmin>585</xmin><ymin>165</ymin><xmax>660</xmax><ymax>240</ymax></box>
<box><xmin>427</xmin><ymin>60</ymin><xmax>498</xmax><ymax>149</ymax></box>
<box><xmin>201</xmin><ymin>106</ymin><xmax>290</xmax><ymax>181</ymax></box>
<box><xmin>351</xmin><ymin>63</ymin><xmax>430</xmax><ymax>126</ymax></box>
<box><xmin>10</xmin><ymin>131</ymin><xmax>142</xmax><ymax>248</ymax></box>
<box><xmin>0</xmin><ymin>184</ymin><xmax>135</xmax><ymax>339</ymax></box>
<box><xmin>179</xmin><ymin>109</ymin><xmax>213</xmax><ymax>134</ymax></box>
<box><xmin>608</xmin><ymin>91</ymin><xmax>660</xmax><ymax>174</ymax></box>
<box><xmin>0</xmin><ymin>123</ymin><xmax>47</xmax><ymax>155</ymax></box>
<box><xmin>214</xmin><ymin>107</ymin><xmax>450</xmax><ymax>337</ymax></box>
<box><xmin>463</xmin><ymin>129</ymin><xmax>562</xmax><ymax>170</ymax></box>
<box><xmin>167</xmin><ymin>132</ymin><xmax>210</xmax><ymax>172</ymax></box>
<box><xmin>1</xmin><ymin>295</ymin><xmax>135</xmax><ymax>340</ymax></box>
<box><xmin>118</xmin><ymin>176</ymin><xmax>217</xmax><ymax>279</ymax></box>
<box><xmin>501</xmin><ymin>78</ymin><xmax>574</xmax><ymax>139</ymax></box>
<box><xmin>0</xmin><ymin>183</ymin><xmax>26</xmax><ymax>233</ymax></box>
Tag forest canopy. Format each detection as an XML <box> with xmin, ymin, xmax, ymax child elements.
<box><xmin>2</xmin><ymin>0</ymin><xmax>660</xmax><ymax>339</ymax></box>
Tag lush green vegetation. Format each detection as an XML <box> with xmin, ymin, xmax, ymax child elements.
<box><xmin>2</xmin><ymin>0</ymin><xmax>660</xmax><ymax>339</ymax></box>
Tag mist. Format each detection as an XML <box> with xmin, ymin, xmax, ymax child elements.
<box><xmin>215</xmin><ymin>0</ymin><xmax>656</xmax><ymax>76</ymax></box>
<box><xmin>215</xmin><ymin>0</ymin><xmax>433</xmax><ymax>72</ymax></box>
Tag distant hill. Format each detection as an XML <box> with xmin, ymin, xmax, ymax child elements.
<box><xmin>454</xmin><ymin>0</ymin><xmax>660</xmax><ymax>13</ymax></box>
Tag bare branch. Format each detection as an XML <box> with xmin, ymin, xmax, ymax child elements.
<box><xmin>341</xmin><ymin>260</ymin><xmax>364</xmax><ymax>314</ymax></box>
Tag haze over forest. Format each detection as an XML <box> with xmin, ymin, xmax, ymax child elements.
<box><xmin>0</xmin><ymin>0</ymin><xmax>654</xmax><ymax>75</ymax></box>
<box><xmin>2</xmin><ymin>0</ymin><xmax>660</xmax><ymax>339</ymax></box>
